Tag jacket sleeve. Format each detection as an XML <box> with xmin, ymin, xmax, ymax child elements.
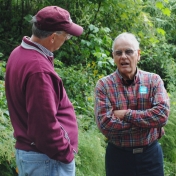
<box><xmin>95</xmin><ymin>79</ymin><xmax>132</xmax><ymax>138</ymax></box>
<box><xmin>25</xmin><ymin>72</ymin><xmax>74</xmax><ymax>163</ymax></box>
<box><xmin>124</xmin><ymin>74</ymin><xmax>170</xmax><ymax>128</ymax></box>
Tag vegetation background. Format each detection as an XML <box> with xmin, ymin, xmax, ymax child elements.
<box><xmin>0</xmin><ymin>0</ymin><xmax>176</xmax><ymax>175</ymax></box>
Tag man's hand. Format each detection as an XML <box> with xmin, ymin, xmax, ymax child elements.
<box><xmin>113</xmin><ymin>110</ymin><xmax>128</xmax><ymax>120</ymax></box>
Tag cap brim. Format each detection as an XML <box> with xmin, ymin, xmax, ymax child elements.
<box><xmin>65</xmin><ymin>23</ymin><xmax>83</xmax><ymax>36</ymax></box>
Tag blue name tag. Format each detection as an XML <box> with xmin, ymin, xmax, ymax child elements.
<box><xmin>139</xmin><ymin>86</ymin><xmax>148</xmax><ymax>94</ymax></box>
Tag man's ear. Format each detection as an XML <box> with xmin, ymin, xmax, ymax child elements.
<box><xmin>49</xmin><ymin>33</ymin><xmax>56</xmax><ymax>44</ymax></box>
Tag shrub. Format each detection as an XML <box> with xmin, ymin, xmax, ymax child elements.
<box><xmin>0</xmin><ymin>80</ymin><xmax>17</xmax><ymax>175</ymax></box>
<box><xmin>75</xmin><ymin>125</ymin><xmax>106</xmax><ymax>176</ymax></box>
<box><xmin>160</xmin><ymin>91</ymin><xmax>176</xmax><ymax>163</ymax></box>
<box><xmin>55</xmin><ymin>64</ymin><xmax>96</xmax><ymax>118</ymax></box>
<box><xmin>164</xmin><ymin>160</ymin><xmax>176</xmax><ymax>176</ymax></box>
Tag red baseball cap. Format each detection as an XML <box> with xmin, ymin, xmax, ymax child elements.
<box><xmin>35</xmin><ymin>6</ymin><xmax>83</xmax><ymax>36</ymax></box>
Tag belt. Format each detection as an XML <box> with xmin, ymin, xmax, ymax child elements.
<box><xmin>109</xmin><ymin>140</ymin><xmax>157</xmax><ymax>154</ymax></box>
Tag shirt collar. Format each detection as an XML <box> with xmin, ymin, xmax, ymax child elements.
<box><xmin>21</xmin><ymin>36</ymin><xmax>54</xmax><ymax>65</ymax></box>
<box><xmin>116</xmin><ymin>68</ymin><xmax>139</xmax><ymax>86</ymax></box>
<box><xmin>32</xmin><ymin>40</ymin><xmax>53</xmax><ymax>58</ymax></box>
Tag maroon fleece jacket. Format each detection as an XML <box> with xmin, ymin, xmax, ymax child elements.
<box><xmin>5</xmin><ymin>37</ymin><xmax>78</xmax><ymax>163</ymax></box>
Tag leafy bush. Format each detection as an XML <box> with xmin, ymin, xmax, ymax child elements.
<box><xmin>139</xmin><ymin>43</ymin><xmax>176</xmax><ymax>90</ymax></box>
<box><xmin>0</xmin><ymin>161</ymin><xmax>17</xmax><ymax>176</ymax></box>
<box><xmin>0</xmin><ymin>80</ymin><xmax>17</xmax><ymax>175</ymax></box>
<box><xmin>160</xmin><ymin>91</ymin><xmax>176</xmax><ymax>163</ymax></box>
<box><xmin>1</xmin><ymin>0</ymin><xmax>176</xmax><ymax>175</ymax></box>
<box><xmin>0</xmin><ymin>61</ymin><xmax>6</xmax><ymax>80</ymax></box>
<box><xmin>55</xmin><ymin>64</ymin><xmax>96</xmax><ymax>118</ymax></box>
<box><xmin>1</xmin><ymin>62</ymin><xmax>176</xmax><ymax>175</ymax></box>
<box><xmin>80</xmin><ymin>25</ymin><xmax>115</xmax><ymax>76</ymax></box>
<box><xmin>164</xmin><ymin>160</ymin><xmax>176</xmax><ymax>176</ymax></box>
<box><xmin>75</xmin><ymin>125</ymin><xmax>106</xmax><ymax>176</ymax></box>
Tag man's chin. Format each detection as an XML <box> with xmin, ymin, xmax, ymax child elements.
<box><xmin>119</xmin><ymin>68</ymin><xmax>131</xmax><ymax>74</ymax></box>
<box><xmin>118</xmin><ymin>70</ymin><xmax>135</xmax><ymax>80</ymax></box>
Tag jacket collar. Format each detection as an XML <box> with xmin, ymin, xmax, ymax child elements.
<box><xmin>21</xmin><ymin>36</ymin><xmax>54</xmax><ymax>66</ymax></box>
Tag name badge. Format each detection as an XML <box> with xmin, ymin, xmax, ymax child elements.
<box><xmin>139</xmin><ymin>86</ymin><xmax>148</xmax><ymax>94</ymax></box>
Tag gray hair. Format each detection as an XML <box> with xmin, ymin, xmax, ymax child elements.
<box><xmin>30</xmin><ymin>16</ymin><xmax>63</xmax><ymax>39</ymax></box>
<box><xmin>112</xmin><ymin>32</ymin><xmax>140</xmax><ymax>51</ymax></box>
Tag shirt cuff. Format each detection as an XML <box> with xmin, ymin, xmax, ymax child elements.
<box><xmin>124</xmin><ymin>109</ymin><xmax>132</xmax><ymax>121</ymax></box>
<box><xmin>112</xmin><ymin>114</ymin><xmax>120</xmax><ymax>120</ymax></box>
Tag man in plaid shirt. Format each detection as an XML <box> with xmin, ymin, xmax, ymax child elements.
<box><xmin>95</xmin><ymin>32</ymin><xmax>170</xmax><ymax>176</ymax></box>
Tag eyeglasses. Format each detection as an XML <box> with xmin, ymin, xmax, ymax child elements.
<box><xmin>66</xmin><ymin>34</ymin><xmax>72</xmax><ymax>40</ymax></box>
<box><xmin>114</xmin><ymin>49</ymin><xmax>137</xmax><ymax>57</ymax></box>
<box><xmin>55</xmin><ymin>31</ymin><xmax>72</xmax><ymax>40</ymax></box>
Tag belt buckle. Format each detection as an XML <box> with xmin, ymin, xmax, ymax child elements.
<box><xmin>133</xmin><ymin>148</ymin><xmax>143</xmax><ymax>154</ymax></box>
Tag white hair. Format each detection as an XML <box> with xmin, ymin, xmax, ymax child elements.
<box><xmin>112</xmin><ymin>32</ymin><xmax>140</xmax><ymax>51</ymax></box>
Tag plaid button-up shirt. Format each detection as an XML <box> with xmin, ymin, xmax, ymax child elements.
<box><xmin>95</xmin><ymin>69</ymin><xmax>170</xmax><ymax>147</ymax></box>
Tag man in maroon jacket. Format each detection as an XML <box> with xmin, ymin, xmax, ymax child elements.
<box><xmin>5</xmin><ymin>6</ymin><xmax>83</xmax><ymax>176</ymax></box>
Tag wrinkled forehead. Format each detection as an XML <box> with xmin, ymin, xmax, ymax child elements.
<box><xmin>113</xmin><ymin>34</ymin><xmax>139</xmax><ymax>51</ymax></box>
<box><xmin>114</xmin><ymin>37</ymin><xmax>138</xmax><ymax>50</ymax></box>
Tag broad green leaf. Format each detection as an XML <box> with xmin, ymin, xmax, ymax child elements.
<box><xmin>101</xmin><ymin>53</ymin><xmax>107</xmax><ymax>58</ymax></box>
<box><xmin>89</xmin><ymin>24</ymin><xmax>99</xmax><ymax>33</ymax></box>
<box><xmin>93</xmin><ymin>52</ymin><xmax>102</xmax><ymax>58</ymax></box>
<box><xmin>94</xmin><ymin>38</ymin><xmax>102</xmax><ymax>44</ymax></box>
<box><xmin>157</xmin><ymin>28</ymin><xmax>166</xmax><ymax>36</ymax></box>
<box><xmin>108</xmin><ymin>58</ymin><xmax>114</xmax><ymax>66</ymax></box>
<box><xmin>100</xmin><ymin>27</ymin><xmax>111</xmax><ymax>33</ymax></box>
<box><xmin>162</xmin><ymin>8</ymin><xmax>171</xmax><ymax>17</ymax></box>
<box><xmin>89</xmin><ymin>24</ymin><xmax>94</xmax><ymax>31</ymax></box>
<box><xmin>121</xmin><ymin>13</ymin><xmax>128</xmax><ymax>20</ymax></box>
<box><xmin>23</xmin><ymin>14</ymin><xmax>33</xmax><ymax>22</ymax></box>
<box><xmin>98</xmin><ymin>61</ymin><xmax>103</xmax><ymax>67</ymax></box>
<box><xmin>149</xmin><ymin>37</ymin><xmax>159</xmax><ymax>44</ymax></box>
<box><xmin>138</xmin><ymin>31</ymin><xmax>144</xmax><ymax>38</ymax></box>
<box><xmin>118</xmin><ymin>3</ymin><xmax>126</xmax><ymax>8</ymax></box>
<box><xmin>95</xmin><ymin>46</ymin><xmax>101</xmax><ymax>52</ymax></box>
<box><xmin>155</xmin><ymin>2</ymin><xmax>164</xmax><ymax>10</ymax></box>
<box><xmin>81</xmin><ymin>40</ymin><xmax>91</xmax><ymax>47</ymax></box>
<box><xmin>0</xmin><ymin>53</ymin><xmax>3</xmax><ymax>57</ymax></box>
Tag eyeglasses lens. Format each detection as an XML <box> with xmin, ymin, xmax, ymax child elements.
<box><xmin>115</xmin><ymin>49</ymin><xmax>135</xmax><ymax>56</ymax></box>
<box><xmin>67</xmin><ymin>34</ymin><xmax>72</xmax><ymax>40</ymax></box>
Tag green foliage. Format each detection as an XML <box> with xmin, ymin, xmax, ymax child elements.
<box><xmin>55</xmin><ymin>63</ymin><xmax>96</xmax><ymax>118</ymax></box>
<box><xmin>160</xmin><ymin>92</ymin><xmax>176</xmax><ymax>163</ymax></box>
<box><xmin>75</xmin><ymin>127</ymin><xmax>106</xmax><ymax>176</ymax></box>
<box><xmin>0</xmin><ymin>161</ymin><xmax>17</xmax><ymax>176</ymax></box>
<box><xmin>80</xmin><ymin>25</ymin><xmax>115</xmax><ymax>76</ymax></box>
<box><xmin>0</xmin><ymin>108</ymin><xmax>14</xmax><ymax>162</ymax></box>
<box><xmin>139</xmin><ymin>43</ymin><xmax>176</xmax><ymax>90</ymax></box>
<box><xmin>164</xmin><ymin>160</ymin><xmax>176</xmax><ymax>176</ymax></box>
<box><xmin>0</xmin><ymin>61</ymin><xmax>6</xmax><ymax>80</ymax></box>
<box><xmin>0</xmin><ymin>80</ymin><xmax>17</xmax><ymax>175</ymax></box>
<box><xmin>1</xmin><ymin>0</ymin><xmax>176</xmax><ymax>175</ymax></box>
<box><xmin>55</xmin><ymin>62</ymin><xmax>106</xmax><ymax>175</ymax></box>
<box><xmin>55</xmin><ymin>24</ymin><xmax>115</xmax><ymax>77</ymax></box>
<box><xmin>135</xmin><ymin>0</ymin><xmax>176</xmax><ymax>91</ymax></box>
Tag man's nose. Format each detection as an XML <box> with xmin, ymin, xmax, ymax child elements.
<box><xmin>121</xmin><ymin>51</ymin><xmax>127</xmax><ymax>58</ymax></box>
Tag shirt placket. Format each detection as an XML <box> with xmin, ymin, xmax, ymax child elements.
<box><xmin>125</xmin><ymin>85</ymin><xmax>136</xmax><ymax>110</ymax></box>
